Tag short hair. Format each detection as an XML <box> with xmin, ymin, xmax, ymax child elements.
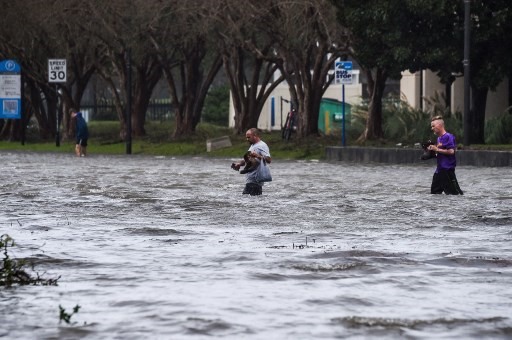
<box><xmin>69</xmin><ymin>108</ymin><xmax>77</xmax><ymax>114</ymax></box>
<box><xmin>247</xmin><ymin>128</ymin><xmax>260</xmax><ymax>136</ymax></box>
<box><xmin>431</xmin><ymin>115</ymin><xmax>443</xmax><ymax>122</ymax></box>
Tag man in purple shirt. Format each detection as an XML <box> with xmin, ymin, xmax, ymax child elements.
<box><xmin>427</xmin><ymin>116</ymin><xmax>463</xmax><ymax>195</ymax></box>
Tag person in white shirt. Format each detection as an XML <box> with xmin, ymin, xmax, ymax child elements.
<box><xmin>231</xmin><ymin>128</ymin><xmax>272</xmax><ymax>195</ymax></box>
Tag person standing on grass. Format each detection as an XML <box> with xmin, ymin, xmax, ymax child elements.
<box><xmin>70</xmin><ymin>108</ymin><xmax>89</xmax><ymax>157</ymax></box>
<box><xmin>427</xmin><ymin>116</ymin><xmax>463</xmax><ymax>195</ymax></box>
<box><xmin>231</xmin><ymin>128</ymin><xmax>272</xmax><ymax>195</ymax></box>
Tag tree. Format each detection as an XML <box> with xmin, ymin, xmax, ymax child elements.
<box><xmin>464</xmin><ymin>1</ymin><xmax>512</xmax><ymax>144</ymax></box>
<box><xmin>1</xmin><ymin>1</ymin><xmax>99</xmax><ymax>142</ymax></box>
<box><xmin>80</xmin><ymin>0</ymin><xmax>162</xmax><ymax>139</ymax></box>
<box><xmin>213</xmin><ymin>0</ymin><xmax>285</xmax><ymax>134</ymax></box>
<box><xmin>0</xmin><ymin>1</ymin><xmax>65</xmax><ymax>141</ymax></box>
<box><xmin>260</xmin><ymin>0</ymin><xmax>349</xmax><ymax>137</ymax></box>
<box><xmin>50</xmin><ymin>0</ymin><xmax>98</xmax><ymax>140</ymax></box>
<box><xmin>332</xmin><ymin>0</ymin><xmax>460</xmax><ymax>142</ymax></box>
<box><xmin>148</xmin><ymin>0</ymin><xmax>222</xmax><ymax>138</ymax></box>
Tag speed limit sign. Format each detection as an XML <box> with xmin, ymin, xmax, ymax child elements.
<box><xmin>48</xmin><ymin>59</ymin><xmax>67</xmax><ymax>83</ymax></box>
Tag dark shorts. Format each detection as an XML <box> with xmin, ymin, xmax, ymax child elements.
<box><xmin>243</xmin><ymin>183</ymin><xmax>262</xmax><ymax>196</ymax></box>
<box><xmin>431</xmin><ymin>169</ymin><xmax>463</xmax><ymax>195</ymax></box>
<box><xmin>76</xmin><ymin>139</ymin><xmax>88</xmax><ymax>147</ymax></box>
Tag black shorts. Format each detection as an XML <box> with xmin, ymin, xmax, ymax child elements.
<box><xmin>431</xmin><ymin>169</ymin><xmax>463</xmax><ymax>195</ymax></box>
<box><xmin>77</xmin><ymin>139</ymin><xmax>88</xmax><ymax>147</ymax></box>
<box><xmin>242</xmin><ymin>183</ymin><xmax>262</xmax><ymax>196</ymax></box>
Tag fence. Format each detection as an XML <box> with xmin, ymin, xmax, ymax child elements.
<box><xmin>80</xmin><ymin>101</ymin><xmax>174</xmax><ymax>122</ymax></box>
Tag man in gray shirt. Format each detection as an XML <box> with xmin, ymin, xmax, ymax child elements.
<box><xmin>232</xmin><ymin>128</ymin><xmax>272</xmax><ymax>195</ymax></box>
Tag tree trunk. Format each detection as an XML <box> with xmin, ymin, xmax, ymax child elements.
<box><xmin>224</xmin><ymin>48</ymin><xmax>284</xmax><ymax>134</ymax></box>
<box><xmin>130</xmin><ymin>61</ymin><xmax>163</xmax><ymax>137</ymax></box>
<box><xmin>278</xmin><ymin>42</ymin><xmax>338</xmax><ymax>138</ymax></box>
<box><xmin>62</xmin><ymin>65</ymin><xmax>95</xmax><ymax>141</ymax></box>
<box><xmin>303</xmin><ymin>82</ymin><xmax>324</xmax><ymax>137</ymax></box>
<box><xmin>35</xmin><ymin>87</ymin><xmax>58</xmax><ymax>140</ymax></box>
<box><xmin>470</xmin><ymin>86</ymin><xmax>488</xmax><ymax>144</ymax></box>
<box><xmin>167</xmin><ymin>51</ymin><xmax>222</xmax><ymax>138</ymax></box>
<box><xmin>360</xmin><ymin>68</ymin><xmax>387</xmax><ymax>141</ymax></box>
<box><xmin>172</xmin><ymin>61</ymin><xmax>202</xmax><ymax>138</ymax></box>
<box><xmin>131</xmin><ymin>79</ymin><xmax>151</xmax><ymax>137</ymax></box>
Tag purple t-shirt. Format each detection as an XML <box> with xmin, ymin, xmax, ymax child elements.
<box><xmin>436</xmin><ymin>132</ymin><xmax>457</xmax><ymax>172</ymax></box>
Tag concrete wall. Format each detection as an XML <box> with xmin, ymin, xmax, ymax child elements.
<box><xmin>401</xmin><ymin>71</ymin><xmax>420</xmax><ymax>107</ymax></box>
<box><xmin>401</xmin><ymin>70</ymin><xmax>509</xmax><ymax>119</ymax></box>
<box><xmin>325</xmin><ymin>146</ymin><xmax>512</xmax><ymax>167</ymax></box>
<box><xmin>423</xmin><ymin>69</ymin><xmax>445</xmax><ymax>109</ymax></box>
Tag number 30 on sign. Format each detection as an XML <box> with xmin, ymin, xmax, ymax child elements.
<box><xmin>48</xmin><ymin>59</ymin><xmax>67</xmax><ymax>83</ymax></box>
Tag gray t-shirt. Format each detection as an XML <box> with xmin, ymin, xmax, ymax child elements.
<box><xmin>246</xmin><ymin>140</ymin><xmax>271</xmax><ymax>184</ymax></box>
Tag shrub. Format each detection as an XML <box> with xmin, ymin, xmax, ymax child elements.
<box><xmin>1</xmin><ymin>234</ymin><xmax>60</xmax><ymax>287</ymax></box>
<box><xmin>202</xmin><ymin>85</ymin><xmax>230</xmax><ymax>126</ymax></box>
<box><xmin>351</xmin><ymin>92</ymin><xmax>465</xmax><ymax>145</ymax></box>
<box><xmin>485</xmin><ymin>110</ymin><xmax>512</xmax><ymax>144</ymax></box>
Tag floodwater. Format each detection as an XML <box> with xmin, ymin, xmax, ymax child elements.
<box><xmin>0</xmin><ymin>151</ymin><xmax>511</xmax><ymax>339</ymax></box>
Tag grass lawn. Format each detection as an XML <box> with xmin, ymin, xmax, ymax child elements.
<box><xmin>1</xmin><ymin>121</ymin><xmax>510</xmax><ymax>159</ymax></box>
<box><xmin>0</xmin><ymin>121</ymin><xmax>344</xmax><ymax>160</ymax></box>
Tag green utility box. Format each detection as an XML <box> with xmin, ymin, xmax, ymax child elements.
<box><xmin>318</xmin><ymin>98</ymin><xmax>351</xmax><ymax>135</ymax></box>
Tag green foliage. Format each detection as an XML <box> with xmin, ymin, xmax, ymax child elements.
<box><xmin>470</xmin><ymin>0</ymin><xmax>512</xmax><ymax>90</ymax></box>
<box><xmin>202</xmin><ymin>85</ymin><xmax>230</xmax><ymax>126</ymax></box>
<box><xmin>383</xmin><ymin>97</ymin><xmax>431</xmax><ymax>143</ymax></box>
<box><xmin>88</xmin><ymin>121</ymin><xmax>123</xmax><ymax>143</ymax></box>
<box><xmin>1</xmin><ymin>234</ymin><xmax>60</xmax><ymax>287</ymax></box>
<box><xmin>332</xmin><ymin>0</ymin><xmax>459</xmax><ymax>79</ymax></box>
<box><xmin>1</xmin><ymin>234</ymin><xmax>20</xmax><ymax>287</ymax></box>
<box><xmin>59</xmin><ymin>304</ymin><xmax>81</xmax><ymax>324</ymax></box>
<box><xmin>350</xmin><ymin>92</ymin><xmax>465</xmax><ymax>145</ymax></box>
<box><xmin>346</xmin><ymin>99</ymin><xmax>368</xmax><ymax>140</ymax></box>
<box><xmin>485</xmin><ymin>111</ymin><xmax>512</xmax><ymax>144</ymax></box>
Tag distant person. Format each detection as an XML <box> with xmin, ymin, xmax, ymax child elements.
<box><xmin>231</xmin><ymin>128</ymin><xmax>272</xmax><ymax>195</ymax></box>
<box><xmin>427</xmin><ymin>116</ymin><xmax>463</xmax><ymax>195</ymax></box>
<box><xmin>70</xmin><ymin>108</ymin><xmax>89</xmax><ymax>157</ymax></box>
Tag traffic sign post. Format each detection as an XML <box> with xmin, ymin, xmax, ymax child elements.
<box><xmin>335</xmin><ymin>61</ymin><xmax>353</xmax><ymax>85</ymax></box>
<box><xmin>335</xmin><ymin>61</ymin><xmax>353</xmax><ymax>146</ymax></box>
<box><xmin>48</xmin><ymin>59</ymin><xmax>67</xmax><ymax>83</ymax></box>
<box><xmin>48</xmin><ymin>59</ymin><xmax>67</xmax><ymax>146</ymax></box>
<box><xmin>0</xmin><ymin>60</ymin><xmax>21</xmax><ymax>119</ymax></box>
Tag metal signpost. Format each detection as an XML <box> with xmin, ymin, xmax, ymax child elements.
<box><xmin>48</xmin><ymin>59</ymin><xmax>67</xmax><ymax>146</ymax></box>
<box><xmin>335</xmin><ymin>61</ymin><xmax>353</xmax><ymax>146</ymax></box>
<box><xmin>125</xmin><ymin>49</ymin><xmax>132</xmax><ymax>155</ymax></box>
<box><xmin>0</xmin><ymin>60</ymin><xmax>21</xmax><ymax>120</ymax></box>
<box><xmin>463</xmin><ymin>0</ymin><xmax>471</xmax><ymax>147</ymax></box>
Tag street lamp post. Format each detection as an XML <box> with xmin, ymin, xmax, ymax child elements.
<box><xmin>125</xmin><ymin>48</ymin><xmax>132</xmax><ymax>155</ymax></box>
<box><xmin>463</xmin><ymin>0</ymin><xmax>471</xmax><ymax>147</ymax></box>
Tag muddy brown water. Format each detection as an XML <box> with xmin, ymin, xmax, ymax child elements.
<box><xmin>1</xmin><ymin>151</ymin><xmax>511</xmax><ymax>339</ymax></box>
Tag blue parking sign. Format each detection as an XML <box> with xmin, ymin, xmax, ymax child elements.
<box><xmin>0</xmin><ymin>60</ymin><xmax>21</xmax><ymax>119</ymax></box>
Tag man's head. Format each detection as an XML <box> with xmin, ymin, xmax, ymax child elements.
<box><xmin>69</xmin><ymin>108</ymin><xmax>78</xmax><ymax>118</ymax></box>
<box><xmin>430</xmin><ymin>115</ymin><xmax>446</xmax><ymax>137</ymax></box>
<box><xmin>245</xmin><ymin>128</ymin><xmax>261</xmax><ymax>144</ymax></box>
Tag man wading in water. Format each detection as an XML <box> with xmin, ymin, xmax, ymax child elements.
<box><xmin>427</xmin><ymin>116</ymin><xmax>463</xmax><ymax>195</ymax></box>
<box><xmin>70</xmin><ymin>108</ymin><xmax>89</xmax><ymax>157</ymax></box>
<box><xmin>231</xmin><ymin>128</ymin><xmax>272</xmax><ymax>195</ymax></box>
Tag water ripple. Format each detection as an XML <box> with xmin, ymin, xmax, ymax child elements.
<box><xmin>1</xmin><ymin>152</ymin><xmax>511</xmax><ymax>339</ymax></box>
